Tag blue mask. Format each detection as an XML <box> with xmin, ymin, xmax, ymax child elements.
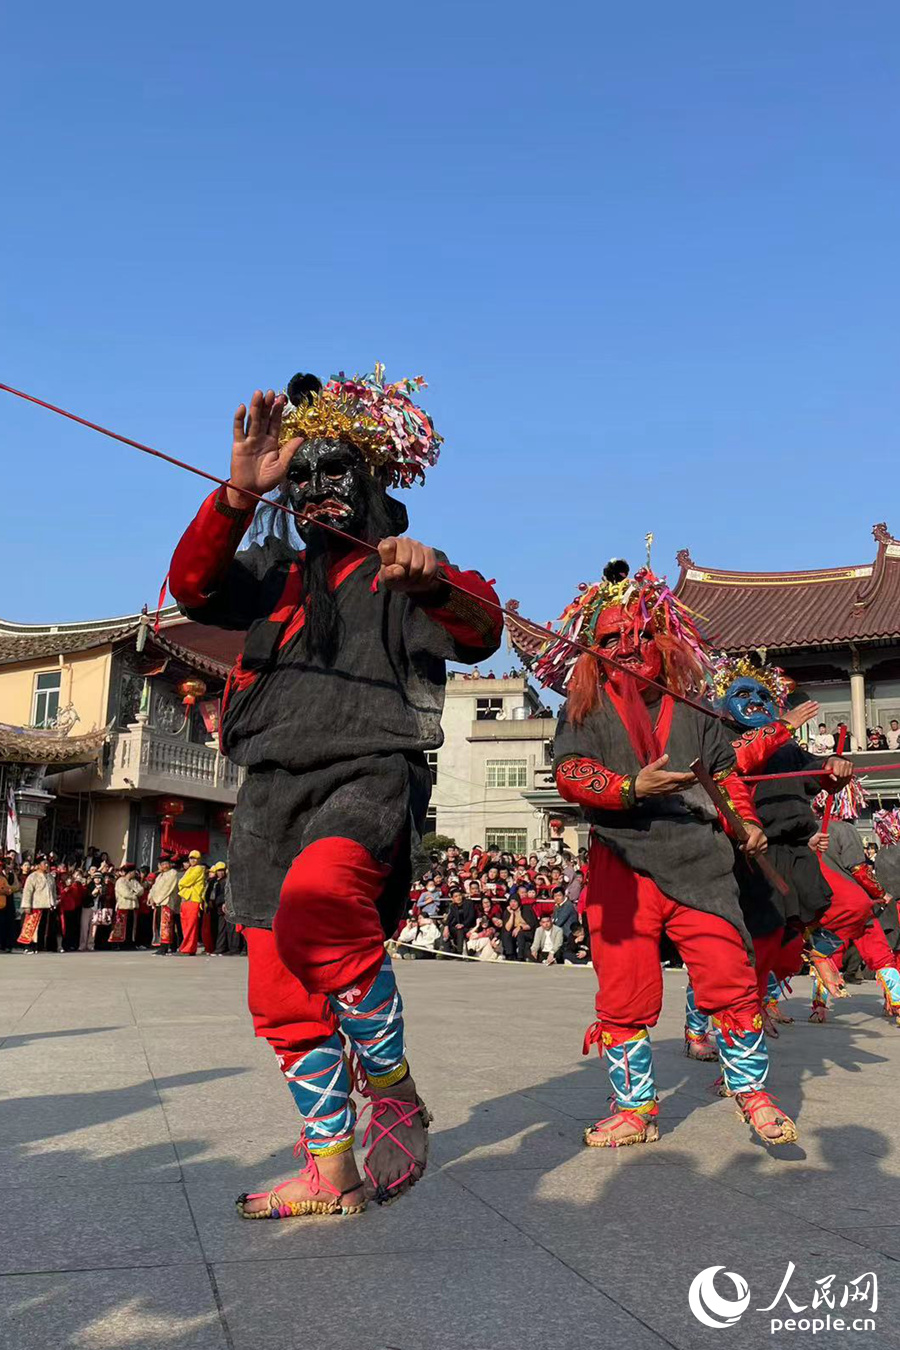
<box><xmin>721</xmin><ymin>677</ymin><xmax>778</xmax><ymax>728</ymax></box>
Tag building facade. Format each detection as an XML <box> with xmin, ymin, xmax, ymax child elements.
<box><xmin>430</xmin><ymin>673</ymin><xmax>576</xmax><ymax>852</ymax></box>
<box><xmin>674</xmin><ymin>522</ymin><xmax>900</xmax><ymax>834</ymax></box>
<box><xmin>0</xmin><ymin>607</ymin><xmax>244</xmax><ymax>866</ymax></box>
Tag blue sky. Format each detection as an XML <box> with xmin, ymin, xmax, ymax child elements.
<box><xmin>3</xmin><ymin>3</ymin><xmax>898</xmax><ymax>638</ymax></box>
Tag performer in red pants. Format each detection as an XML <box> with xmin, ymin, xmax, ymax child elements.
<box><xmin>169</xmin><ymin>367</ymin><xmax>501</xmax><ymax>1220</ymax></box>
<box><xmin>808</xmin><ymin>807</ymin><xmax>900</xmax><ymax>1026</ymax></box>
<box><xmin>517</xmin><ymin>558</ymin><xmax>797</xmax><ymax>1148</ymax></box>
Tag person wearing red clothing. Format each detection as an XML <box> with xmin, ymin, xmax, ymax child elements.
<box><xmin>56</xmin><ymin>868</ymin><xmax>86</xmax><ymax>951</ymax></box>
<box><xmin>513</xmin><ymin>557</ymin><xmax>796</xmax><ymax>1149</ymax></box>
<box><xmin>167</xmin><ymin>367</ymin><xmax>501</xmax><ymax>1221</ymax></box>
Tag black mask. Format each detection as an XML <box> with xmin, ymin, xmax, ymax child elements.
<box><xmin>285</xmin><ymin>439</ymin><xmax>368</xmax><ymax>543</ymax></box>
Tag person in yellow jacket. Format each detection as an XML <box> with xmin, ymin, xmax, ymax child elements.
<box><xmin>177</xmin><ymin>851</ymin><xmax>207</xmax><ymax>955</ymax></box>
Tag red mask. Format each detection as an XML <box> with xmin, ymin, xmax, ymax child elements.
<box><xmin>593</xmin><ymin>604</ymin><xmax>663</xmax><ymax>695</ymax></box>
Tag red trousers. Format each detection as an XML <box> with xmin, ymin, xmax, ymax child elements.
<box><xmin>249</xmin><ymin>836</ymin><xmax>394</xmax><ymax>1065</ymax></box>
<box><xmin>273</xmin><ymin>836</ymin><xmax>390</xmax><ymax>995</ymax></box>
<box><xmin>752</xmin><ymin>929</ymin><xmax>805</xmax><ymax>1000</ymax></box>
<box><xmin>818</xmin><ymin>858</ymin><xmax>899</xmax><ymax>973</ymax></box>
<box><xmin>246</xmin><ymin>927</ymin><xmax>337</xmax><ymax>1065</ymax></box>
<box><xmin>179</xmin><ymin>901</ymin><xmax>201</xmax><ymax>954</ymax></box>
<box><xmin>586</xmin><ymin>840</ymin><xmax>760</xmax><ymax>1037</ymax></box>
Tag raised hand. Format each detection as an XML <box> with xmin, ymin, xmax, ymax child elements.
<box><xmin>634</xmin><ymin>754</ymin><xmax>696</xmax><ymax>799</ymax></box>
<box><xmin>226</xmin><ymin>390</ymin><xmax>302</xmax><ymax>510</ymax></box>
<box><xmin>783</xmin><ymin>699</ymin><xmax>819</xmax><ymax>730</ymax></box>
<box><xmin>377</xmin><ymin>536</ymin><xmax>441</xmax><ymax>595</ymax></box>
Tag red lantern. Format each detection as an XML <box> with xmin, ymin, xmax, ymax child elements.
<box><xmin>177</xmin><ymin>677</ymin><xmax>207</xmax><ymax>707</ymax></box>
<box><xmin>214</xmin><ymin>807</ymin><xmax>234</xmax><ymax>837</ymax></box>
<box><xmin>156</xmin><ymin>797</ymin><xmax>185</xmax><ymax>819</ymax></box>
<box><xmin>156</xmin><ymin>796</ymin><xmax>185</xmax><ymax>852</ymax></box>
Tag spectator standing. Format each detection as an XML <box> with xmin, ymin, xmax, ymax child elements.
<box><xmin>887</xmin><ymin>719</ymin><xmax>900</xmax><ymax>751</ymax></box>
<box><xmin>57</xmin><ymin>867</ymin><xmax>86</xmax><ymax>951</ymax></box>
<box><xmin>0</xmin><ymin>858</ymin><xmax>20</xmax><ymax>952</ymax></box>
<box><xmin>149</xmin><ymin>858</ymin><xmax>181</xmax><ymax>954</ymax></box>
<box><xmin>19</xmin><ymin>858</ymin><xmax>58</xmax><ymax>953</ymax></box>
<box><xmin>177</xmin><ymin>851</ymin><xmax>207</xmax><ymax>955</ymax></box>
<box><xmin>809</xmin><ymin>723</ymin><xmax>835</xmax><ymax>755</ymax></box>
<box><xmin>111</xmin><ymin>865</ymin><xmax>144</xmax><ymax>949</ymax></box>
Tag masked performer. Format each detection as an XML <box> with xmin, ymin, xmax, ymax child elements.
<box><xmin>524</xmin><ymin>559</ymin><xmax>796</xmax><ymax>1149</ymax></box>
<box><xmin>168</xmin><ymin>368</ymin><xmax>501</xmax><ymax>1219</ymax></box>
<box><xmin>682</xmin><ymin>657</ymin><xmax>821</xmax><ymax>1047</ymax></box>
<box><xmin>807</xmin><ymin>787</ymin><xmax>900</xmax><ymax>1027</ymax></box>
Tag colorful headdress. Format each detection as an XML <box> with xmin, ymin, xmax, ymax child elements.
<box><xmin>511</xmin><ymin>556</ymin><xmax>711</xmax><ymax>697</ymax></box>
<box><xmin>873</xmin><ymin>807</ymin><xmax>900</xmax><ymax>848</ymax></box>
<box><xmin>814</xmin><ymin>780</ymin><xmax>867</xmax><ymax>820</ymax></box>
<box><xmin>709</xmin><ymin>651</ymin><xmax>794</xmax><ymax>709</ymax></box>
<box><xmin>278</xmin><ymin>363</ymin><xmax>442</xmax><ymax>488</ymax></box>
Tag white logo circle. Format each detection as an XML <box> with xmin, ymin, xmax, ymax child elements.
<box><xmin>688</xmin><ymin>1265</ymin><xmax>751</xmax><ymax>1329</ymax></box>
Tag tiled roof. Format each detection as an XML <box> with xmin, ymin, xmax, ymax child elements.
<box><xmin>0</xmin><ymin>625</ymin><xmax>136</xmax><ymax>666</ymax></box>
<box><xmin>674</xmin><ymin>524</ymin><xmax>900</xmax><ymax>651</ymax></box>
<box><xmin>0</xmin><ymin>722</ymin><xmax>108</xmax><ymax>767</ymax></box>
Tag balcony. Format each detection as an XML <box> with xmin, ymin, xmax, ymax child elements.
<box><xmin>104</xmin><ymin>722</ymin><xmax>244</xmax><ymax>804</ymax></box>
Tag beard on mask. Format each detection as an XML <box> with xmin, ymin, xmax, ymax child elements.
<box><xmin>296</xmin><ymin>472</ymin><xmax>408</xmax><ymax>666</ymax></box>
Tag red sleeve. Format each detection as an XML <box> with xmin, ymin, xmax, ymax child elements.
<box><xmin>850</xmin><ymin>864</ymin><xmax>886</xmax><ymax>900</ymax></box>
<box><xmin>732</xmin><ymin>721</ymin><xmax>793</xmax><ymax>775</ymax></box>
<box><xmin>555</xmin><ymin>756</ymin><xmax>635</xmax><ymax>811</ymax></box>
<box><xmin>416</xmin><ymin>566</ymin><xmax>503</xmax><ymax>657</ymax></box>
<box><xmin>169</xmin><ymin>489</ymin><xmax>256</xmax><ymax>609</ymax></box>
<box><xmin>717</xmin><ymin>770</ymin><xmax>762</xmax><ymax>833</ymax></box>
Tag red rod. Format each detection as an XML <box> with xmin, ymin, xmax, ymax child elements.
<box><xmin>819</xmin><ymin>726</ymin><xmax>847</xmax><ymax>836</ymax></box>
<box><xmin>0</xmin><ymin>379</ymin><xmax>725</xmax><ymax>721</ymax></box>
<box><xmin>744</xmin><ymin>762</ymin><xmax>900</xmax><ymax>783</ymax></box>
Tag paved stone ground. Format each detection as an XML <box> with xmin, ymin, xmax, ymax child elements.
<box><xmin>0</xmin><ymin>953</ymin><xmax>898</xmax><ymax>1350</ymax></box>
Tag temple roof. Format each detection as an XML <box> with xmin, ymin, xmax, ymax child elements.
<box><xmin>674</xmin><ymin>523</ymin><xmax>900</xmax><ymax>651</ymax></box>
<box><xmin>0</xmin><ymin>722</ymin><xmax>109</xmax><ymax>768</ymax></box>
<box><xmin>0</xmin><ymin>608</ymin><xmax>240</xmax><ymax>678</ymax></box>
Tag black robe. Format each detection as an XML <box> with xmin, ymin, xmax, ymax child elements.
<box><xmin>554</xmin><ymin>696</ymin><xmax>752</xmax><ymax>948</ymax></box>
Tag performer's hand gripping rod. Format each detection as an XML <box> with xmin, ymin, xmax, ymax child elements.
<box><xmin>690</xmin><ymin>758</ymin><xmax>789</xmax><ymax>898</ymax></box>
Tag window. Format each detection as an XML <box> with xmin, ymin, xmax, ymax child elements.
<box><xmin>425</xmin><ymin>750</ymin><xmax>439</xmax><ymax>784</ymax></box>
<box><xmin>32</xmin><ymin>671</ymin><xmax>61</xmax><ymax>728</ymax></box>
<box><xmin>486</xmin><ymin>759</ymin><xmax>528</xmax><ymax>789</ymax></box>
<box><xmin>423</xmin><ymin>808</ymin><xmax>438</xmax><ymax>834</ymax></box>
<box><xmin>476</xmin><ymin>697</ymin><xmax>504</xmax><ymax>721</ymax></box>
<box><xmin>486</xmin><ymin>828</ymin><xmax>528</xmax><ymax>853</ymax></box>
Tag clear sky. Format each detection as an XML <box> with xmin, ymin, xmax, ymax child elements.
<box><xmin>3</xmin><ymin>3</ymin><xmax>898</xmax><ymax>638</ymax></box>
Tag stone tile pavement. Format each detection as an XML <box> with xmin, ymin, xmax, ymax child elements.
<box><xmin>0</xmin><ymin>953</ymin><xmax>897</xmax><ymax>1349</ymax></box>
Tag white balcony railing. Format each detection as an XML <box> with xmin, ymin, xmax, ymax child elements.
<box><xmin>105</xmin><ymin>722</ymin><xmax>243</xmax><ymax>803</ymax></box>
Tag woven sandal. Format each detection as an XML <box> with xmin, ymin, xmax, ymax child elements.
<box><xmin>360</xmin><ymin>1092</ymin><xmax>433</xmax><ymax>1206</ymax></box>
<box><xmin>584</xmin><ymin>1103</ymin><xmax>659</xmax><ymax>1148</ymax></box>
<box><xmin>684</xmin><ymin>1029</ymin><xmax>719</xmax><ymax>1061</ymax></box>
<box><xmin>236</xmin><ymin>1133</ymin><xmax>366</xmax><ymax>1221</ymax></box>
<box><xmin>734</xmin><ymin>1089</ymin><xmax>797</xmax><ymax>1146</ymax></box>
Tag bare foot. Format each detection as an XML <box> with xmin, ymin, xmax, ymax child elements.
<box><xmin>766</xmin><ymin>999</ymin><xmax>793</xmax><ymax>1025</ymax></box>
<box><xmin>761</xmin><ymin>1007</ymin><xmax>780</xmax><ymax>1038</ymax></box>
<box><xmin>734</xmin><ymin>1090</ymin><xmax>797</xmax><ymax>1145</ymax></box>
<box><xmin>237</xmin><ymin>1147</ymin><xmax>366</xmax><ymax>1219</ymax></box>
<box><xmin>810</xmin><ymin>953</ymin><xmax>848</xmax><ymax>999</ymax></box>
<box><xmin>584</xmin><ymin>1107</ymin><xmax>659</xmax><ymax>1148</ymax></box>
<box><xmin>363</xmin><ymin>1073</ymin><xmax>431</xmax><ymax>1205</ymax></box>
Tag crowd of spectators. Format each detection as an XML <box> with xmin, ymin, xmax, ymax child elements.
<box><xmin>396</xmin><ymin>843</ymin><xmax>592</xmax><ymax>966</ymax></box>
<box><xmin>0</xmin><ymin>847</ymin><xmax>244</xmax><ymax>957</ymax></box>
<box><xmin>808</xmin><ymin>718</ymin><xmax>900</xmax><ymax>754</ymax></box>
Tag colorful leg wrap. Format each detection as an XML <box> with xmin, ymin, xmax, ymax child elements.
<box><xmin>876</xmin><ymin>965</ymin><xmax>900</xmax><ymax>1016</ymax></box>
<box><xmin>810</xmin><ymin>968</ymin><xmax>831</xmax><ymax>1020</ymax></box>
<box><xmin>810</xmin><ymin>926</ymin><xmax>842</xmax><ymax>960</ymax></box>
<box><xmin>280</xmin><ymin>1034</ymin><xmax>355</xmax><ymax>1156</ymax></box>
<box><xmin>604</xmin><ymin>1028</ymin><xmax>658</xmax><ymax>1114</ymax></box>
<box><xmin>684</xmin><ymin>982</ymin><xmax>710</xmax><ymax>1038</ymax></box>
<box><xmin>328</xmin><ymin>955</ymin><xmax>407</xmax><ymax>1089</ymax></box>
<box><xmin>712</xmin><ymin>1013</ymin><xmax>769</xmax><ymax>1094</ymax></box>
<box><xmin>766</xmin><ymin>971</ymin><xmax>782</xmax><ymax>1002</ymax></box>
